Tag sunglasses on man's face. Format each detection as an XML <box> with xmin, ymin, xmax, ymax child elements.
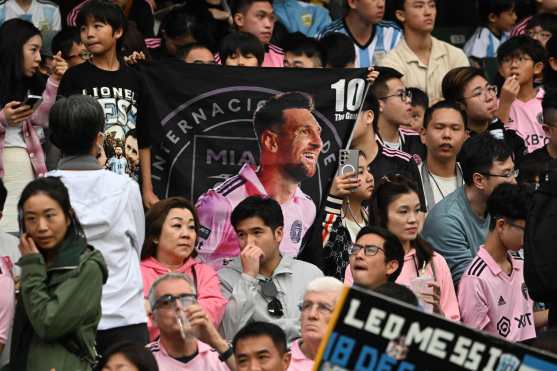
<box><xmin>154</xmin><ymin>293</ymin><xmax>196</xmax><ymax>310</ymax></box>
<box><xmin>260</xmin><ymin>279</ymin><xmax>284</xmax><ymax>317</ymax></box>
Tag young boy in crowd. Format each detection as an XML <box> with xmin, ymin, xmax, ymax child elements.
<box><xmin>58</xmin><ymin>0</ymin><xmax>160</xmax><ymax>207</ymax></box>
<box><xmin>51</xmin><ymin>26</ymin><xmax>90</xmax><ymax>67</ymax></box>
<box><xmin>231</xmin><ymin>0</ymin><xmax>284</xmax><ymax>67</ymax></box>
<box><xmin>525</xmin><ymin>12</ymin><xmax>557</xmax><ymax>48</ymax></box>
<box><xmin>320</xmin><ymin>32</ymin><xmax>355</xmax><ymax>68</ymax></box>
<box><xmin>283</xmin><ymin>32</ymin><xmax>324</xmax><ymax>68</ymax></box>
<box><xmin>177</xmin><ymin>43</ymin><xmax>215</xmax><ymax>64</ymax></box>
<box><xmin>219</xmin><ymin>31</ymin><xmax>265</xmax><ymax>67</ymax></box>
<box><xmin>318</xmin><ymin>0</ymin><xmax>401</xmax><ymax>67</ymax></box>
<box><xmin>497</xmin><ymin>36</ymin><xmax>547</xmax><ymax>153</ymax></box>
<box><xmin>408</xmin><ymin>87</ymin><xmax>428</xmax><ymax>132</ymax></box>
<box><xmin>458</xmin><ymin>183</ymin><xmax>548</xmax><ymax>341</ymax></box>
<box><xmin>464</xmin><ymin>0</ymin><xmax>517</xmax><ymax>60</ymax></box>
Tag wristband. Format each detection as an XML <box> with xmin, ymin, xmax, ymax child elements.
<box><xmin>218</xmin><ymin>344</ymin><xmax>234</xmax><ymax>362</ymax></box>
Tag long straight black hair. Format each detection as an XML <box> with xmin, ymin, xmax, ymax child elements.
<box><xmin>0</xmin><ymin>19</ymin><xmax>46</xmax><ymax>106</ymax></box>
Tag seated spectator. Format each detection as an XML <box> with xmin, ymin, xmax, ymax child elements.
<box><xmin>288</xmin><ymin>276</ymin><xmax>343</xmax><ymax>370</ymax></box>
<box><xmin>219</xmin><ymin>196</ymin><xmax>323</xmax><ymax>343</ymax></box>
<box><xmin>521</xmin><ymin>88</ymin><xmax>557</xmax><ymax>176</ymax></box>
<box><xmin>177</xmin><ymin>43</ymin><xmax>215</xmax><ymax>64</ymax></box>
<box><xmin>418</xmin><ymin>101</ymin><xmax>467</xmax><ymax>210</ymax></box>
<box><xmin>349</xmin><ymin>225</ymin><xmax>405</xmax><ymax>290</ymax></box>
<box><xmin>318</xmin><ymin>0</ymin><xmax>401</xmax><ymax>67</ymax></box>
<box><xmin>375</xmin><ymin>282</ymin><xmax>420</xmax><ymax>307</ymax></box>
<box><xmin>96</xmin><ymin>341</ymin><xmax>158</xmax><ymax>371</ymax></box>
<box><xmin>525</xmin><ymin>12</ymin><xmax>557</xmax><ymax>48</ymax></box>
<box><xmin>378</xmin><ymin>0</ymin><xmax>469</xmax><ymax>105</ymax></box>
<box><xmin>442</xmin><ymin>66</ymin><xmax>527</xmax><ymax>163</ymax></box>
<box><xmin>0</xmin><ymin>19</ymin><xmax>67</xmax><ymax>233</ymax></box>
<box><xmin>140</xmin><ymin>197</ymin><xmax>226</xmax><ymax>340</ymax></box>
<box><xmin>322</xmin><ymin>151</ymin><xmax>373</xmax><ymax>279</ymax></box>
<box><xmin>51</xmin><ymin>27</ymin><xmax>89</xmax><ymax>67</ymax></box>
<box><xmin>273</xmin><ymin>0</ymin><xmax>331</xmax><ymax>37</ymax></box>
<box><xmin>283</xmin><ymin>32</ymin><xmax>324</xmax><ymax>68</ymax></box>
<box><xmin>511</xmin><ymin>1</ymin><xmax>557</xmax><ymax>37</ymax></box>
<box><xmin>408</xmin><ymin>87</ymin><xmax>428</xmax><ymax>132</ymax></box>
<box><xmin>47</xmin><ymin>95</ymin><xmax>148</xmax><ymax>355</ymax></box>
<box><xmin>146</xmin><ymin>273</ymin><xmax>234</xmax><ymax>370</ymax></box>
<box><xmin>231</xmin><ymin>0</ymin><xmax>284</xmax><ymax>67</ymax></box>
<box><xmin>422</xmin><ymin>133</ymin><xmax>517</xmax><ymax>287</ymax></box>
<box><xmin>0</xmin><ymin>0</ymin><xmax>61</xmax><ymax>32</ymax></box>
<box><xmin>464</xmin><ymin>0</ymin><xmax>517</xmax><ymax>60</ymax></box>
<box><xmin>10</xmin><ymin>177</ymin><xmax>108</xmax><ymax>371</ymax></box>
<box><xmin>220</xmin><ymin>31</ymin><xmax>265</xmax><ymax>67</ymax></box>
<box><xmin>459</xmin><ymin>183</ymin><xmax>548</xmax><ymax>341</ymax></box>
<box><xmin>320</xmin><ymin>32</ymin><xmax>355</xmax><ymax>68</ymax></box>
<box><xmin>233</xmin><ymin>322</ymin><xmax>291</xmax><ymax>371</ymax></box>
<box><xmin>496</xmin><ymin>36</ymin><xmax>547</xmax><ymax>153</ymax></box>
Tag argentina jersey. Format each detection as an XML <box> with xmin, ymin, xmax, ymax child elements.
<box><xmin>318</xmin><ymin>19</ymin><xmax>402</xmax><ymax>67</ymax></box>
<box><xmin>463</xmin><ymin>27</ymin><xmax>509</xmax><ymax>59</ymax></box>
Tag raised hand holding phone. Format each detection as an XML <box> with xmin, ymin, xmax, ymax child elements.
<box><xmin>2</xmin><ymin>101</ymin><xmax>33</xmax><ymax>126</ymax></box>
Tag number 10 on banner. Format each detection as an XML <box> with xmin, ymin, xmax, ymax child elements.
<box><xmin>331</xmin><ymin>78</ymin><xmax>366</xmax><ymax>112</ymax></box>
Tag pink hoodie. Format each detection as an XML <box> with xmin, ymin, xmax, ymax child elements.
<box><xmin>141</xmin><ymin>256</ymin><xmax>227</xmax><ymax>340</ymax></box>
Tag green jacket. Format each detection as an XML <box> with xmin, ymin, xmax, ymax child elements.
<box><xmin>10</xmin><ymin>233</ymin><xmax>108</xmax><ymax>371</ymax></box>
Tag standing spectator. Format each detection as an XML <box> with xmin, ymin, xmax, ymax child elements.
<box><xmin>378</xmin><ymin>0</ymin><xmax>469</xmax><ymax>105</ymax></box>
<box><xmin>511</xmin><ymin>0</ymin><xmax>557</xmax><ymax>37</ymax></box>
<box><xmin>0</xmin><ymin>0</ymin><xmax>61</xmax><ymax>33</ymax></box>
<box><xmin>288</xmin><ymin>277</ymin><xmax>343</xmax><ymax>370</ymax></box>
<box><xmin>47</xmin><ymin>95</ymin><xmax>148</xmax><ymax>356</ymax></box>
<box><xmin>219</xmin><ymin>196</ymin><xmax>323</xmax><ymax>343</ymax></box>
<box><xmin>10</xmin><ymin>177</ymin><xmax>108</xmax><ymax>371</ymax></box>
<box><xmin>459</xmin><ymin>183</ymin><xmax>548</xmax><ymax>341</ymax></box>
<box><xmin>233</xmin><ymin>322</ymin><xmax>291</xmax><ymax>371</ymax></box>
<box><xmin>146</xmin><ymin>273</ymin><xmax>235</xmax><ymax>370</ymax></box>
<box><xmin>231</xmin><ymin>0</ymin><xmax>284</xmax><ymax>67</ymax></box>
<box><xmin>497</xmin><ymin>36</ymin><xmax>547</xmax><ymax>153</ymax></box>
<box><xmin>422</xmin><ymin>133</ymin><xmax>517</xmax><ymax>287</ymax></box>
<box><xmin>418</xmin><ymin>100</ymin><xmax>467</xmax><ymax>211</ymax></box>
<box><xmin>318</xmin><ymin>0</ymin><xmax>402</xmax><ymax>67</ymax></box>
<box><xmin>463</xmin><ymin>0</ymin><xmax>517</xmax><ymax>60</ymax></box>
<box><xmin>442</xmin><ymin>66</ymin><xmax>527</xmax><ymax>163</ymax></box>
<box><xmin>140</xmin><ymin>197</ymin><xmax>226</xmax><ymax>341</ymax></box>
<box><xmin>0</xmin><ymin>19</ymin><xmax>67</xmax><ymax>233</ymax></box>
<box><xmin>58</xmin><ymin>0</ymin><xmax>160</xmax><ymax>208</ymax></box>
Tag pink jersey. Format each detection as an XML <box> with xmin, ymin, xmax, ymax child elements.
<box><xmin>288</xmin><ymin>339</ymin><xmax>314</xmax><ymax>371</ymax></box>
<box><xmin>458</xmin><ymin>246</ymin><xmax>535</xmax><ymax>342</ymax></box>
<box><xmin>195</xmin><ymin>164</ymin><xmax>316</xmax><ymax>270</ymax></box>
<box><xmin>506</xmin><ymin>88</ymin><xmax>547</xmax><ymax>153</ymax></box>
<box><xmin>147</xmin><ymin>339</ymin><xmax>229</xmax><ymax>371</ymax></box>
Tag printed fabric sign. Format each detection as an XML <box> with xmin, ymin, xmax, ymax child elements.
<box><xmin>314</xmin><ymin>287</ymin><xmax>557</xmax><ymax>371</ymax></box>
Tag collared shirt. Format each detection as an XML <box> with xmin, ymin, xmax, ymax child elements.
<box><xmin>464</xmin><ymin>27</ymin><xmax>509</xmax><ymax>59</ymax></box>
<box><xmin>288</xmin><ymin>339</ymin><xmax>314</xmax><ymax>371</ymax></box>
<box><xmin>506</xmin><ymin>88</ymin><xmax>547</xmax><ymax>153</ymax></box>
<box><xmin>0</xmin><ymin>0</ymin><xmax>61</xmax><ymax>32</ymax></box>
<box><xmin>318</xmin><ymin>19</ymin><xmax>402</xmax><ymax>67</ymax></box>
<box><xmin>458</xmin><ymin>246</ymin><xmax>536</xmax><ymax>342</ymax></box>
<box><xmin>147</xmin><ymin>339</ymin><xmax>229</xmax><ymax>371</ymax></box>
<box><xmin>196</xmin><ymin>164</ymin><xmax>316</xmax><ymax>270</ymax></box>
<box><xmin>378</xmin><ymin>36</ymin><xmax>470</xmax><ymax>105</ymax></box>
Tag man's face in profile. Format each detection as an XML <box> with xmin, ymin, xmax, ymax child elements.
<box><xmin>275</xmin><ymin>108</ymin><xmax>323</xmax><ymax>181</ymax></box>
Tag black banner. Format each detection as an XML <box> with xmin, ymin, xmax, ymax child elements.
<box><xmin>141</xmin><ymin>61</ymin><xmax>366</xmax><ymax>205</ymax></box>
<box><xmin>314</xmin><ymin>287</ymin><xmax>557</xmax><ymax>371</ymax></box>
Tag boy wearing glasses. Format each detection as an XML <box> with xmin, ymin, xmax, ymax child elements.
<box><xmin>497</xmin><ymin>35</ymin><xmax>547</xmax><ymax>153</ymax></box>
<box><xmin>147</xmin><ymin>273</ymin><xmax>235</xmax><ymax>370</ymax></box>
<box><xmin>458</xmin><ymin>184</ymin><xmax>548</xmax><ymax>341</ymax></box>
<box><xmin>218</xmin><ymin>196</ymin><xmax>323</xmax><ymax>343</ymax></box>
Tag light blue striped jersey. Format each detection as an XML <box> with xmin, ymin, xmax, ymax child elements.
<box><xmin>0</xmin><ymin>0</ymin><xmax>61</xmax><ymax>32</ymax></box>
<box><xmin>463</xmin><ymin>27</ymin><xmax>509</xmax><ymax>59</ymax></box>
<box><xmin>318</xmin><ymin>18</ymin><xmax>402</xmax><ymax>67</ymax></box>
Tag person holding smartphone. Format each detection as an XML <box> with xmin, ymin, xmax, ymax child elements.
<box><xmin>0</xmin><ymin>19</ymin><xmax>67</xmax><ymax>233</ymax></box>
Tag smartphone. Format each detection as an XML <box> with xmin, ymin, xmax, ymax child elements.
<box><xmin>21</xmin><ymin>94</ymin><xmax>42</xmax><ymax>110</ymax></box>
<box><xmin>336</xmin><ymin>149</ymin><xmax>359</xmax><ymax>176</ymax></box>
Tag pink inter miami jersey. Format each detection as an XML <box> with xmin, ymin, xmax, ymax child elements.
<box><xmin>458</xmin><ymin>246</ymin><xmax>535</xmax><ymax>342</ymax></box>
<box><xmin>195</xmin><ymin>164</ymin><xmax>316</xmax><ymax>270</ymax></box>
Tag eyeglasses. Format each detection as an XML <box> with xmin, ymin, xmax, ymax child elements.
<box><xmin>479</xmin><ymin>169</ymin><xmax>519</xmax><ymax>178</ymax></box>
<box><xmin>500</xmin><ymin>55</ymin><xmax>533</xmax><ymax>66</ymax></box>
<box><xmin>260</xmin><ymin>279</ymin><xmax>284</xmax><ymax>318</ymax></box>
<box><xmin>461</xmin><ymin>85</ymin><xmax>498</xmax><ymax>100</ymax></box>
<box><xmin>298</xmin><ymin>301</ymin><xmax>335</xmax><ymax>315</ymax></box>
<box><xmin>379</xmin><ymin>89</ymin><xmax>412</xmax><ymax>102</ymax></box>
<box><xmin>348</xmin><ymin>243</ymin><xmax>385</xmax><ymax>256</ymax></box>
<box><xmin>154</xmin><ymin>293</ymin><xmax>197</xmax><ymax>310</ymax></box>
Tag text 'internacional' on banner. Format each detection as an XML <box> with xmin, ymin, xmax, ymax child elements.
<box><xmin>314</xmin><ymin>287</ymin><xmax>557</xmax><ymax>371</ymax></box>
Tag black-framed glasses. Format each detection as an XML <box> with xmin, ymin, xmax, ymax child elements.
<box><xmin>379</xmin><ymin>89</ymin><xmax>412</xmax><ymax>102</ymax></box>
<box><xmin>154</xmin><ymin>293</ymin><xmax>197</xmax><ymax>310</ymax></box>
<box><xmin>505</xmin><ymin>220</ymin><xmax>525</xmax><ymax>231</ymax></box>
<box><xmin>260</xmin><ymin>279</ymin><xmax>284</xmax><ymax>317</ymax></box>
<box><xmin>461</xmin><ymin>85</ymin><xmax>498</xmax><ymax>100</ymax></box>
<box><xmin>348</xmin><ymin>243</ymin><xmax>384</xmax><ymax>256</ymax></box>
<box><xmin>479</xmin><ymin>169</ymin><xmax>519</xmax><ymax>179</ymax></box>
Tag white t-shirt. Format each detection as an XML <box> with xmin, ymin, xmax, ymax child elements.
<box><xmin>4</xmin><ymin>126</ymin><xmax>26</xmax><ymax>148</ymax></box>
<box><xmin>429</xmin><ymin>173</ymin><xmax>458</xmax><ymax>205</ymax></box>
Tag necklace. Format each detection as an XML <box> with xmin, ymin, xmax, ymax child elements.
<box><xmin>426</xmin><ymin>165</ymin><xmax>459</xmax><ymax>200</ymax></box>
